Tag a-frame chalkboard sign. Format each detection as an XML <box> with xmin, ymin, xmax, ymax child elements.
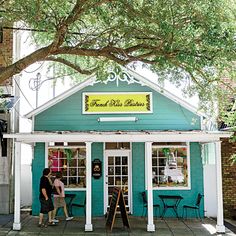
<box><xmin>106</xmin><ymin>187</ymin><xmax>130</xmax><ymax>231</ymax></box>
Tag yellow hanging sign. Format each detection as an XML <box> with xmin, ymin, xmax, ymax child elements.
<box><xmin>83</xmin><ymin>92</ymin><xmax>152</xmax><ymax>114</ymax></box>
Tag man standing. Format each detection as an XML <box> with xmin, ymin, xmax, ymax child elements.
<box><xmin>38</xmin><ymin>168</ymin><xmax>56</xmax><ymax>227</ymax></box>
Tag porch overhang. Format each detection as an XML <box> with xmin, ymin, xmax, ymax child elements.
<box><xmin>6</xmin><ymin>130</ymin><xmax>232</xmax><ymax>233</ymax></box>
<box><xmin>4</xmin><ymin>130</ymin><xmax>233</xmax><ymax>143</ymax></box>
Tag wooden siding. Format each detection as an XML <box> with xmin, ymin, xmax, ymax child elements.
<box><xmin>34</xmin><ymin>81</ymin><xmax>201</xmax><ymax>131</ymax></box>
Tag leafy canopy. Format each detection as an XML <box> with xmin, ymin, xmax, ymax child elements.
<box><xmin>0</xmin><ymin>0</ymin><xmax>236</xmax><ymax>124</ymax></box>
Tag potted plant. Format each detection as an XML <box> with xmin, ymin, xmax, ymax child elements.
<box><xmin>162</xmin><ymin>148</ymin><xmax>170</xmax><ymax>157</ymax></box>
<box><xmin>64</xmin><ymin>149</ymin><xmax>73</xmax><ymax>162</ymax></box>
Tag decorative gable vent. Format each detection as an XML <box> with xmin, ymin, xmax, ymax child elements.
<box><xmin>97</xmin><ymin>66</ymin><xmax>145</xmax><ymax>87</ymax></box>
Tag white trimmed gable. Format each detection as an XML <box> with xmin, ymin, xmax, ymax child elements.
<box><xmin>25</xmin><ymin>67</ymin><xmax>205</xmax><ymax>119</ymax></box>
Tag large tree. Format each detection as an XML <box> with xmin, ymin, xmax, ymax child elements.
<box><xmin>0</xmin><ymin>0</ymin><xmax>236</xmax><ymax>117</ymax></box>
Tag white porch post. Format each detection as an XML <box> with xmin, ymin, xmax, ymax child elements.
<box><xmin>145</xmin><ymin>142</ymin><xmax>155</xmax><ymax>232</ymax></box>
<box><xmin>85</xmin><ymin>142</ymin><xmax>93</xmax><ymax>231</ymax></box>
<box><xmin>215</xmin><ymin>141</ymin><xmax>225</xmax><ymax>233</ymax></box>
<box><xmin>13</xmin><ymin>142</ymin><xmax>21</xmax><ymax>230</ymax></box>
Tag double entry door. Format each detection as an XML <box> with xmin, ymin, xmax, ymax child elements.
<box><xmin>104</xmin><ymin>149</ymin><xmax>132</xmax><ymax>214</ymax></box>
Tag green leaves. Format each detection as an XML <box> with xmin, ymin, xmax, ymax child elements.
<box><xmin>0</xmin><ymin>0</ymin><xmax>235</xmax><ymax>117</ymax></box>
<box><xmin>229</xmin><ymin>153</ymin><xmax>236</xmax><ymax>166</ymax></box>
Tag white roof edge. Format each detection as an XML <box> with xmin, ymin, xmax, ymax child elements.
<box><xmin>25</xmin><ymin>75</ymin><xmax>96</xmax><ymax>118</ymax></box>
<box><xmin>25</xmin><ymin>66</ymin><xmax>205</xmax><ymax>119</ymax></box>
<box><xmin>124</xmin><ymin>67</ymin><xmax>205</xmax><ymax>117</ymax></box>
<box><xmin>4</xmin><ymin>131</ymin><xmax>233</xmax><ymax>143</ymax></box>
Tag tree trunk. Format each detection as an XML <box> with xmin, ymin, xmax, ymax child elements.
<box><xmin>0</xmin><ymin>45</ymin><xmax>53</xmax><ymax>84</ymax></box>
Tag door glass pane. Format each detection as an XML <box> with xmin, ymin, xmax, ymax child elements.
<box><xmin>108</xmin><ymin>177</ymin><xmax>114</xmax><ymax>185</ymax></box>
<box><xmin>115</xmin><ymin>156</ymin><xmax>121</xmax><ymax>165</ymax></box>
<box><xmin>108</xmin><ymin>187</ymin><xmax>114</xmax><ymax>194</ymax></box>
<box><xmin>108</xmin><ymin>167</ymin><xmax>114</xmax><ymax>175</ymax></box>
<box><xmin>122</xmin><ymin>186</ymin><xmax>128</xmax><ymax>194</ymax></box>
<box><xmin>115</xmin><ymin>167</ymin><xmax>121</xmax><ymax>175</ymax></box>
<box><xmin>115</xmin><ymin>177</ymin><xmax>121</xmax><ymax>186</ymax></box>
<box><xmin>122</xmin><ymin>167</ymin><xmax>128</xmax><ymax>175</ymax></box>
<box><xmin>108</xmin><ymin>156</ymin><xmax>114</xmax><ymax>165</ymax></box>
<box><xmin>122</xmin><ymin>156</ymin><xmax>128</xmax><ymax>165</ymax></box>
<box><xmin>122</xmin><ymin>177</ymin><xmax>128</xmax><ymax>185</ymax></box>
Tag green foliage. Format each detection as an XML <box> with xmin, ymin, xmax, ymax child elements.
<box><xmin>221</xmin><ymin>110</ymin><xmax>236</xmax><ymax>129</ymax></box>
<box><xmin>0</xmin><ymin>0</ymin><xmax>235</xmax><ymax>122</ymax></box>
<box><xmin>162</xmin><ymin>148</ymin><xmax>170</xmax><ymax>157</ymax></box>
<box><xmin>229</xmin><ymin>153</ymin><xmax>236</xmax><ymax>165</ymax></box>
<box><xmin>64</xmin><ymin>149</ymin><xmax>73</xmax><ymax>162</ymax></box>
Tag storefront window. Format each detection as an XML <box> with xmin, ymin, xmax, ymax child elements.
<box><xmin>48</xmin><ymin>144</ymin><xmax>86</xmax><ymax>188</ymax></box>
<box><xmin>152</xmin><ymin>143</ymin><xmax>189</xmax><ymax>189</ymax></box>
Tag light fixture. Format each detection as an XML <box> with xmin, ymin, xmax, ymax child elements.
<box><xmin>97</xmin><ymin>117</ymin><xmax>138</xmax><ymax>122</ymax></box>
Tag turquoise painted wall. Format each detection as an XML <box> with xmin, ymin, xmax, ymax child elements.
<box><xmin>34</xmin><ymin>80</ymin><xmax>201</xmax><ymax>131</ymax></box>
<box><xmin>131</xmin><ymin>143</ymin><xmax>204</xmax><ymax>218</ymax></box>
<box><xmin>91</xmin><ymin>143</ymin><xmax>104</xmax><ymax>216</ymax></box>
<box><xmin>132</xmin><ymin>143</ymin><xmax>145</xmax><ymax>216</ymax></box>
<box><xmin>32</xmin><ymin>143</ymin><xmax>45</xmax><ymax>215</ymax></box>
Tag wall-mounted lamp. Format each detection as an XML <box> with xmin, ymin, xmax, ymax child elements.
<box><xmin>97</xmin><ymin>117</ymin><xmax>138</xmax><ymax>122</ymax></box>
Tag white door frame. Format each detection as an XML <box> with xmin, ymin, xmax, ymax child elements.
<box><xmin>104</xmin><ymin>149</ymin><xmax>132</xmax><ymax>214</ymax></box>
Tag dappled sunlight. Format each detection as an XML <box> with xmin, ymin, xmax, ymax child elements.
<box><xmin>202</xmin><ymin>224</ymin><xmax>216</xmax><ymax>234</ymax></box>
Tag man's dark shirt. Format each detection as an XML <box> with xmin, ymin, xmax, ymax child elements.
<box><xmin>39</xmin><ymin>176</ymin><xmax>52</xmax><ymax>199</ymax></box>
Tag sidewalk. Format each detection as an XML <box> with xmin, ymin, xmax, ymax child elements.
<box><xmin>225</xmin><ymin>219</ymin><xmax>236</xmax><ymax>234</ymax></box>
<box><xmin>0</xmin><ymin>213</ymin><xmax>236</xmax><ymax>235</ymax></box>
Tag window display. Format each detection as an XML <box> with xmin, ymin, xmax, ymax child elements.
<box><xmin>48</xmin><ymin>144</ymin><xmax>86</xmax><ymax>188</ymax></box>
<box><xmin>152</xmin><ymin>143</ymin><xmax>189</xmax><ymax>188</ymax></box>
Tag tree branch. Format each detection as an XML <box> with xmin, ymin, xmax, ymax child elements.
<box><xmin>52</xmin><ymin>1</ymin><xmax>85</xmax><ymax>49</ymax></box>
<box><xmin>0</xmin><ymin>44</ymin><xmax>53</xmax><ymax>84</ymax></box>
<box><xmin>52</xmin><ymin>0</ymin><xmax>112</xmax><ymax>49</ymax></box>
<box><xmin>52</xmin><ymin>44</ymin><xmax>161</xmax><ymax>66</ymax></box>
<box><xmin>44</xmin><ymin>56</ymin><xmax>96</xmax><ymax>75</ymax></box>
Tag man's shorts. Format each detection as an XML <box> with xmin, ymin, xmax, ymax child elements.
<box><xmin>39</xmin><ymin>198</ymin><xmax>54</xmax><ymax>214</ymax></box>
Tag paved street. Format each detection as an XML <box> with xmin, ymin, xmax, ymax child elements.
<box><xmin>0</xmin><ymin>214</ymin><xmax>235</xmax><ymax>235</ymax></box>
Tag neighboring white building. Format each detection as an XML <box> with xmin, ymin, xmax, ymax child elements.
<box><xmin>13</xmin><ymin>29</ymin><xmax>74</xmax><ymax>207</ymax></box>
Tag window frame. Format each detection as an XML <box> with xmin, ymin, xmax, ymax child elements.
<box><xmin>45</xmin><ymin>142</ymin><xmax>87</xmax><ymax>191</ymax></box>
<box><xmin>151</xmin><ymin>142</ymin><xmax>191</xmax><ymax>190</ymax></box>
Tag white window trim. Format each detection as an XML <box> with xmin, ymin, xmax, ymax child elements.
<box><xmin>45</xmin><ymin>142</ymin><xmax>48</xmax><ymax>167</ymax></box>
<box><xmin>65</xmin><ymin>188</ymin><xmax>86</xmax><ymax>191</ymax></box>
<box><xmin>148</xmin><ymin>142</ymin><xmax>191</xmax><ymax>191</ymax></box>
<box><xmin>129</xmin><ymin>142</ymin><xmax>133</xmax><ymax>214</ymax></box>
<box><xmin>46</xmin><ymin>144</ymin><xmax>87</xmax><ymax>190</ymax></box>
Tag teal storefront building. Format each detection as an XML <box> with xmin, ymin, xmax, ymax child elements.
<box><xmin>6</xmin><ymin>67</ymin><xmax>231</xmax><ymax>232</ymax></box>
